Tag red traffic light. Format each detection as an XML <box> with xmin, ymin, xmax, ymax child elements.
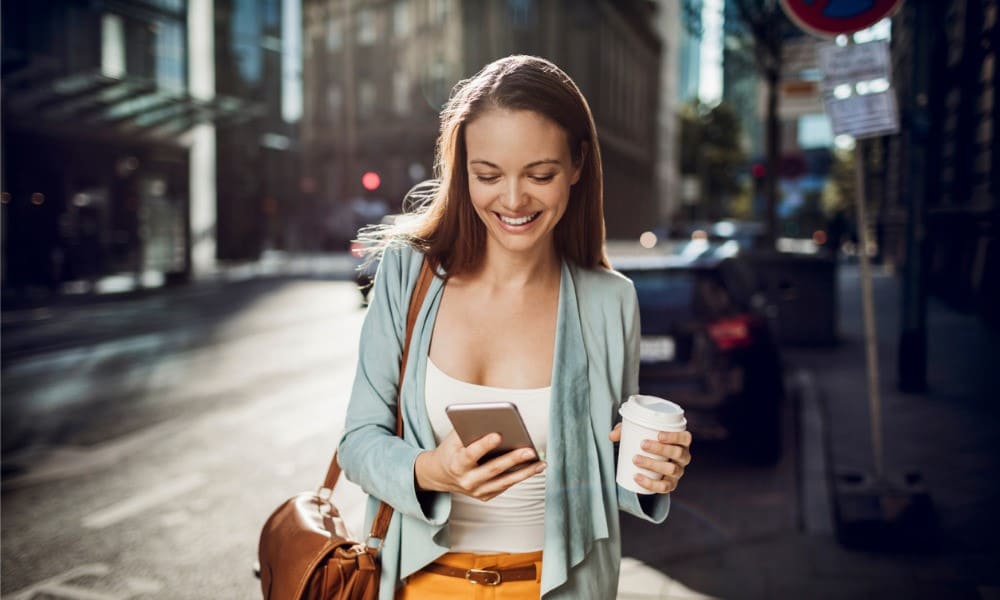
<box><xmin>362</xmin><ymin>172</ymin><xmax>381</xmax><ymax>191</ymax></box>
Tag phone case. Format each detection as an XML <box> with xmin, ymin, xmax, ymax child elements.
<box><xmin>445</xmin><ymin>401</ymin><xmax>538</xmax><ymax>464</ymax></box>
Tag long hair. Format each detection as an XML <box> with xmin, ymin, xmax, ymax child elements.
<box><xmin>365</xmin><ymin>55</ymin><xmax>609</xmax><ymax>275</ymax></box>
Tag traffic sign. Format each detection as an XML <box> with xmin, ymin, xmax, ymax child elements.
<box><xmin>780</xmin><ymin>0</ymin><xmax>904</xmax><ymax>38</ymax></box>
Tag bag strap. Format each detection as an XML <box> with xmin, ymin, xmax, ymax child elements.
<box><xmin>321</xmin><ymin>257</ymin><xmax>435</xmax><ymax>543</ymax></box>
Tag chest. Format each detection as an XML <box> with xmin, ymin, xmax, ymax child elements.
<box><xmin>428</xmin><ymin>282</ymin><xmax>559</xmax><ymax>388</ymax></box>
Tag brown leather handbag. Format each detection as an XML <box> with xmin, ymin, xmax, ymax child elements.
<box><xmin>258</xmin><ymin>260</ymin><xmax>434</xmax><ymax>600</ymax></box>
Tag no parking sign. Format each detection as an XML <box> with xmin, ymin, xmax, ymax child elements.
<box><xmin>780</xmin><ymin>0</ymin><xmax>904</xmax><ymax>37</ymax></box>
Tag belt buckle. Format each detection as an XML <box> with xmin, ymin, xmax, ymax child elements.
<box><xmin>466</xmin><ymin>568</ymin><xmax>502</xmax><ymax>586</ymax></box>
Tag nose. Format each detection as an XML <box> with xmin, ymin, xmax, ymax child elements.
<box><xmin>500</xmin><ymin>178</ymin><xmax>529</xmax><ymax>212</ymax></box>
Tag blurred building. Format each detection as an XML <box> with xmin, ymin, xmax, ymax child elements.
<box><xmin>301</xmin><ymin>0</ymin><xmax>662</xmax><ymax>243</ymax></box>
<box><xmin>653</xmin><ymin>0</ymin><xmax>700</xmax><ymax>229</ymax></box>
<box><xmin>1</xmin><ymin>0</ymin><xmax>299</xmax><ymax>297</ymax></box>
<box><xmin>884</xmin><ymin>0</ymin><xmax>998</xmax><ymax>323</ymax></box>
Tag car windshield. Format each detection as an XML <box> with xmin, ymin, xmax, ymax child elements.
<box><xmin>627</xmin><ymin>270</ymin><xmax>697</xmax><ymax>320</ymax></box>
<box><xmin>624</xmin><ymin>268</ymin><xmax>744</xmax><ymax>332</ymax></box>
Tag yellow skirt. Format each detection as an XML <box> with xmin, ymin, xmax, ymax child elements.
<box><xmin>396</xmin><ymin>550</ymin><xmax>543</xmax><ymax>600</ymax></box>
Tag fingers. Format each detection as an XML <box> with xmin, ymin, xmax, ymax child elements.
<box><xmin>452</xmin><ymin>440</ymin><xmax>545</xmax><ymax>500</ymax></box>
<box><xmin>629</xmin><ymin>430</ymin><xmax>693</xmax><ymax>495</ymax></box>
<box><xmin>639</xmin><ymin>439</ymin><xmax>692</xmax><ymax>467</ymax></box>
<box><xmin>633</xmin><ymin>472</ymin><xmax>680</xmax><ymax>494</ymax></box>
<box><xmin>608</xmin><ymin>423</ymin><xmax>622</xmax><ymax>442</ymax></box>
<box><xmin>469</xmin><ymin>456</ymin><xmax>547</xmax><ymax>501</ymax></box>
<box><xmin>462</xmin><ymin>432</ymin><xmax>503</xmax><ymax>466</ymax></box>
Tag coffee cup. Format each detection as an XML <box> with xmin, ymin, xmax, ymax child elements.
<box><xmin>616</xmin><ymin>394</ymin><xmax>687</xmax><ymax>494</ymax></box>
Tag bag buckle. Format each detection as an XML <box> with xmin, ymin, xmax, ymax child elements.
<box><xmin>365</xmin><ymin>536</ymin><xmax>383</xmax><ymax>551</ymax></box>
<box><xmin>465</xmin><ymin>568</ymin><xmax>501</xmax><ymax>586</ymax></box>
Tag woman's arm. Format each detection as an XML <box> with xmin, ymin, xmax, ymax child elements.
<box><xmin>614</xmin><ymin>283</ymin><xmax>672</xmax><ymax>523</ymax></box>
<box><xmin>337</xmin><ymin>246</ymin><xmax>444</xmax><ymax>523</ymax></box>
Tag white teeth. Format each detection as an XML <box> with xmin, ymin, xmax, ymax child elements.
<box><xmin>499</xmin><ymin>212</ymin><xmax>539</xmax><ymax>226</ymax></box>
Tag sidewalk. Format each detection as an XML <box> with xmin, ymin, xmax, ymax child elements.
<box><xmin>619</xmin><ymin>264</ymin><xmax>1000</xmax><ymax>599</ymax></box>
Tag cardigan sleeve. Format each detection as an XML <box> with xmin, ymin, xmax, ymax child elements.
<box><xmin>337</xmin><ymin>245</ymin><xmax>447</xmax><ymax>525</ymax></box>
<box><xmin>615</xmin><ymin>282</ymin><xmax>671</xmax><ymax>523</ymax></box>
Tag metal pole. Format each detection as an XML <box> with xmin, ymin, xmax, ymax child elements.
<box><xmin>853</xmin><ymin>139</ymin><xmax>884</xmax><ymax>483</ymax></box>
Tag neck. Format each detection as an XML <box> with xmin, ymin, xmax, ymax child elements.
<box><xmin>477</xmin><ymin>241</ymin><xmax>561</xmax><ymax>288</ymax></box>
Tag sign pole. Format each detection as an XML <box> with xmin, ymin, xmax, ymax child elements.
<box><xmin>852</xmin><ymin>139</ymin><xmax>884</xmax><ymax>484</ymax></box>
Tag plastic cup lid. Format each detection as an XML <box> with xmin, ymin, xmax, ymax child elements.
<box><xmin>619</xmin><ymin>395</ymin><xmax>686</xmax><ymax>430</ymax></box>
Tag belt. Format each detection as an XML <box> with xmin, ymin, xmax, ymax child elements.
<box><xmin>423</xmin><ymin>562</ymin><xmax>537</xmax><ymax>586</ymax></box>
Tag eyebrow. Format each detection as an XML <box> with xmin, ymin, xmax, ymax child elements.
<box><xmin>469</xmin><ymin>159</ymin><xmax>562</xmax><ymax>169</ymax></box>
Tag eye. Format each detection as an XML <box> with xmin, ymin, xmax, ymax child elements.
<box><xmin>529</xmin><ymin>174</ymin><xmax>556</xmax><ymax>184</ymax></box>
<box><xmin>474</xmin><ymin>174</ymin><xmax>501</xmax><ymax>184</ymax></box>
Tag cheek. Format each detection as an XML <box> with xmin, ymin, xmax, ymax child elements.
<box><xmin>468</xmin><ymin>185</ymin><xmax>495</xmax><ymax>212</ymax></box>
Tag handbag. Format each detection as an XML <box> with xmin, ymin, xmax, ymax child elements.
<box><xmin>258</xmin><ymin>259</ymin><xmax>435</xmax><ymax>600</ymax></box>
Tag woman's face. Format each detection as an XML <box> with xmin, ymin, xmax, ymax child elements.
<box><xmin>464</xmin><ymin>109</ymin><xmax>582</xmax><ymax>260</ymax></box>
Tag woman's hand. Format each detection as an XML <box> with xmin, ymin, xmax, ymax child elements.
<box><xmin>609</xmin><ymin>424</ymin><xmax>692</xmax><ymax>494</ymax></box>
<box><xmin>415</xmin><ymin>431</ymin><xmax>546</xmax><ymax>502</ymax></box>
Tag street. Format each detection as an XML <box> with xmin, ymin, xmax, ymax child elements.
<box><xmin>1</xmin><ymin>276</ymin><xmax>803</xmax><ymax>599</ymax></box>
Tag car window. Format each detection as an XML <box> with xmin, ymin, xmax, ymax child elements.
<box><xmin>623</xmin><ymin>270</ymin><xmax>696</xmax><ymax>321</ymax></box>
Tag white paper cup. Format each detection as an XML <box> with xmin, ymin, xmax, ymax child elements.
<box><xmin>616</xmin><ymin>395</ymin><xmax>687</xmax><ymax>494</ymax></box>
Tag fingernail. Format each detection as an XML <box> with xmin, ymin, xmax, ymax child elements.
<box><xmin>522</xmin><ymin>449</ymin><xmax>536</xmax><ymax>460</ymax></box>
<box><xmin>537</xmin><ymin>461</ymin><xmax>547</xmax><ymax>471</ymax></box>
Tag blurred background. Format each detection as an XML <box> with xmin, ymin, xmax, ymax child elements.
<box><xmin>2</xmin><ymin>1</ymin><xmax>998</xmax><ymax>599</ymax></box>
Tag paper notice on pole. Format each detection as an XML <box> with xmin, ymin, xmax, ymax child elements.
<box><xmin>819</xmin><ymin>41</ymin><xmax>891</xmax><ymax>88</ymax></box>
<box><xmin>824</xmin><ymin>90</ymin><xmax>899</xmax><ymax>139</ymax></box>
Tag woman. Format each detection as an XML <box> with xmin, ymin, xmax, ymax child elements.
<box><xmin>338</xmin><ymin>55</ymin><xmax>693</xmax><ymax>599</ymax></box>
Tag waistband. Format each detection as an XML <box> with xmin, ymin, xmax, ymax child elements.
<box><xmin>422</xmin><ymin>551</ymin><xmax>543</xmax><ymax>586</ymax></box>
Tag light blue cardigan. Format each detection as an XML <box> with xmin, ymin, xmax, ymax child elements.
<box><xmin>338</xmin><ymin>242</ymin><xmax>669</xmax><ymax>599</ymax></box>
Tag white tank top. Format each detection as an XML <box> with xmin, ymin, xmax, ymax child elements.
<box><xmin>424</xmin><ymin>357</ymin><xmax>550</xmax><ymax>553</ymax></box>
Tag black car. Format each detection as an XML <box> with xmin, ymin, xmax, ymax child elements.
<box><xmin>613</xmin><ymin>243</ymin><xmax>785</xmax><ymax>464</ymax></box>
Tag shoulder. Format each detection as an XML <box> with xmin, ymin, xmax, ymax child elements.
<box><xmin>375</xmin><ymin>240</ymin><xmax>426</xmax><ymax>288</ymax></box>
<box><xmin>570</xmin><ymin>263</ymin><xmax>637</xmax><ymax>307</ymax></box>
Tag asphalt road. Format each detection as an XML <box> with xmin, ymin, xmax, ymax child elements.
<box><xmin>1</xmin><ymin>278</ymin><xmax>802</xmax><ymax>599</ymax></box>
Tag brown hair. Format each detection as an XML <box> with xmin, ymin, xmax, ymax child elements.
<box><xmin>370</xmin><ymin>55</ymin><xmax>608</xmax><ymax>275</ymax></box>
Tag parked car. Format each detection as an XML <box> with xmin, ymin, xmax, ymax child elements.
<box><xmin>612</xmin><ymin>243</ymin><xmax>785</xmax><ymax>464</ymax></box>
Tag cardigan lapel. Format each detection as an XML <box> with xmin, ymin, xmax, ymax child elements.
<box><xmin>540</xmin><ymin>259</ymin><xmax>610</xmax><ymax>595</ymax></box>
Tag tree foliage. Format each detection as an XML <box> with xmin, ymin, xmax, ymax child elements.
<box><xmin>679</xmin><ymin>101</ymin><xmax>747</xmax><ymax>220</ymax></box>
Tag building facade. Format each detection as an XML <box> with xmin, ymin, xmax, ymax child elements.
<box><xmin>884</xmin><ymin>0</ymin><xmax>998</xmax><ymax>322</ymax></box>
<box><xmin>301</xmin><ymin>0</ymin><xmax>662</xmax><ymax>244</ymax></box>
<box><xmin>1</xmin><ymin>0</ymin><xmax>296</xmax><ymax>298</ymax></box>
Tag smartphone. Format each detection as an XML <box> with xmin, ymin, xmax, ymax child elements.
<box><xmin>445</xmin><ymin>402</ymin><xmax>539</xmax><ymax>466</ymax></box>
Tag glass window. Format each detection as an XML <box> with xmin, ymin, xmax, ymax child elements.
<box><xmin>507</xmin><ymin>0</ymin><xmax>535</xmax><ymax>27</ymax></box>
<box><xmin>326</xmin><ymin>17</ymin><xmax>342</xmax><ymax>51</ymax></box>
<box><xmin>393</xmin><ymin>71</ymin><xmax>410</xmax><ymax>114</ymax></box>
<box><xmin>327</xmin><ymin>83</ymin><xmax>343</xmax><ymax>116</ymax></box>
<box><xmin>136</xmin><ymin>0</ymin><xmax>185</xmax><ymax>14</ymax></box>
<box><xmin>358</xmin><ymin>79</ymin><xmax>376</xmax><ymax>118</ymax></box>
<box><xmin>101</xmin><ymin>13</ymin><xmax>126</xmax><ymax>79</ymax></box>
<box><xmin>432</xmin><ymin>0</ymin><xmax>449</xmax><ymax>23</ymax></box>
<box><xmin>231</xmin><ymin>0</ymin><xmax>263</xmax><ymax>85</ymax></box>
<box><xmin>393</xmin><ymin>0</ymin><xmax>410</xmax><ymax>38</ymax></box>
<box><xmin>263</xmin><ymin>0</ymin><xmax>280</xmax><ymax>28</ymax></box>
<box><xmin>357</xmin><ymin>8</ymin><xmax>376</xmax><ymax>45</ymax></box>
<box><xmin>156</xmin><ymin>20</ymin><xmax>185</xmax><ymax>93</ymax></box>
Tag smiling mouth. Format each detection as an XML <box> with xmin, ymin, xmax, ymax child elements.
<box><xmin>496</xmin><ymin>211</ymin><xmax>541</xmax><ymax>226</ymax></box>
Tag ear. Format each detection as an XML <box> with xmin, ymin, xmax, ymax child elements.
<box><xmin>571</xmin><ymin>141</ymin><xmax>589</xmax><ymax>185</ymax></box>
